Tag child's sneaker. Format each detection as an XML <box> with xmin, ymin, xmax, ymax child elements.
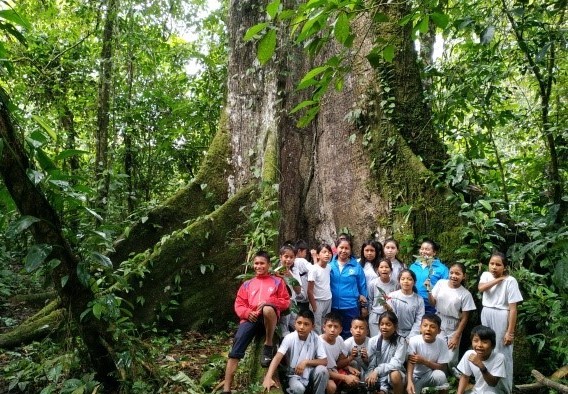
<box><xmin>260</xmin><ymin>345</ymin><xmax>274</xmax><ymax>368</ymax></box>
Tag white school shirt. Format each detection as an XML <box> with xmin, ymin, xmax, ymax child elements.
<box><xmin>278</xmin><ymin>331</ymin><xmax>327</xmax><ymax>385</ymax></box>
<box><xmin>293</xmin><ymin>257</ymin><xmax>311</xmax><ymax>302</ymax></box>
<box><xmin>479</xmin><ymin>272</ymin><xmax>523</xmax><ymax>309</ymax></box>
<box><xmin>431</xmin><ymin>279</ymin><xmax>476</xmax><ymax>331</ymax></box>
<box><xmin>319</xmin><ymin>334</ymin><xmax>347</xmax><ymax>369</ymax></box>
<box><xmin>308</xmin><ymin>263</ymin><xmax>332</xmax><ymax>300</ymax></box>
<box><xmin>387</xmin><ymin>290</ymin><xmax>424</xmax><ymax>337</ymax></box>
<box><xmin>362</xmin><ymin>261</ymin><xmax>379</xmax><ymax>294</ymax></box>
<box><xmin>407</xmin><ymin>335</ymin><xmax>451</xmax><ymax>380</ymax></box>
<box><xmin>368</xmin><ymin>277</ymin><xmax>398</xmax><ymax>315</ymax></box>
<box><xmin>457</xmin><ymin>350</ymin><xmax>507</xmax><ymax>393</ymax></box>
<box><xmin>344</xmin><ymin>336</ymin><xmax>370</xmax><ymax>374</ymax></box>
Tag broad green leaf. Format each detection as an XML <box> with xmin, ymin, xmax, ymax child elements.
<box><xmin>257</xmin><ymin>29</ymin><xmax>277</xmax><ymax>65</ymax></box>
<box><xmin>244</xmin><ymin>22</ymin><xmax>268</xmax><ymax>41</ymax></box>
<box><xmin>32</xmin><ymin>114</ymin><xmax>57</xmax><ymax>141</ymax></box>
<box><xmin>417</xmin><ymin>16</ymin><xmax>429</xmax><ymax>34</ymax></box>
<box><xmin>91</xmin><ymin>252</ymin><xmax>113</xmax><ymax>268</ymax></box>
<box><xmin>296</xmin><ymin>11</ymin><xmax>325</xmax><ymax>43</ymax></box>
<box><xmin>298</xmin><ymin>66</ymin><xmax>329</xmax><ymax>89</ymax></box>
<box><xmin>0</xmin><ymin>9</ymin><xmax>31</xmax><ymax>30</ymax></box>
<box><xmin>366</xmin><ymin>49</ymin><xmax>382</xmax><ymax>68</ymax></box>
<box><xmin>92</xmin><ymin>303</ymin><xmax>103</xmax><ymax>319</ymax></box>
<box><xmin>297</xmin><ymin>105</ymin><xmax>320</xmax><ymax>127</ymax></box>
<box><xmin>430</xmin><ymin>12</ymin><xmax>449</xmax><ymax>29</ymax></box>
<box><xmin>24</xmin><ymin>244</ymin><xmax>52</xmax><ymax>273</ymax></box>
<box><xmin>334</xmin><ymin>12</ymin><xmax>350</xmax><ymax>45</ymax></box>
<box><xmin>54</xmin><ymin>149</ymin><xmax>88</xmax><ymax>161</ymax></box>
<box><xmin>7</xmin><ymin>215</ymin><xmax>40</xmax><ymax>238</ymax></box>
<box><xmin>266</xmin><ymin>0</ymin><xmax>281</xmax><ymax>19</ymax></box>
<box><xmin>35</xmin><ymin>148</ymin><xmax>57</xmax><ymax>171</ymax></box>
<box><xmin>382</xmin><ymin>44</ymin><xmax>395</xmax><ymax>62</ymax></box>
<box><xmin>290</xmin><ymin>100</ymin><xmax>317</xmax><ymax>114</ymax></box>
<box><xmin>478</xmin><ymin>199</ymin><xmax>492</xmax><ymax>211</ymax></box>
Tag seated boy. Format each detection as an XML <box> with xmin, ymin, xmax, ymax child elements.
<box><xmin>406</xmin><ymin>314</ymin><xmax>450</xmax><ymax>394</ymax></box>
<box><xmin>262</xmin><ymin>310</ymin><xmax>329</xmax><ymax>394</ymax></box>
<box><xmin>319</xmin><ymin>312</ymin><xmax>360</xmax><ymax>393</ymax></box>
<box><xmin>343</xmin><ymin>317</ymin><xmax>370</xmax><ymax>379</ymax></box>
<box><xmin>222</xmin><ymin>251</ymin><xmax>290</xmax><ymax>394</ymax></box>
<box><xmin>456</xmin><ymin>325</ymin><xmax>507</xmax><ymax>394</ymax></box>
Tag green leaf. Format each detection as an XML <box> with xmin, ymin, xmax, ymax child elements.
<box><xmin>382</xmin><ymin>44</ymin><xmax>395</xmax><ymax>62</ymax></box>
<box><xmin>478</xmin><ymin>199</ymin><xmax>492</xmax><ymax>211</ymax></box>
<box><xmin>266</xmin><ymin>0</ymin><xmax>281</xmax><ymax>19</ymax></box>
<box><xmin>0</xmin><ymin>9</ymin><xmax>32</xmax><ymax>30</ymax></box>
<box><xmin>430</xmin><ymin>12</ymin><xmax>449</xmax><ymax>29</ymax></box>
<box><xmin>290</xmin><ymin>100</ymin><xmax>317</xmax><ymax>114</ymax></box>
<box><xmin>257</xmin><ymin>29</ymin><xmax>277</xmax><ymax>65</ymax></box>
<box><xmin>61</xmin><ymin>275</ymin><xmax>69</xmax><ymax>288</ymax></box>
<box><xmin>54</xmin><ymin>149</ymin><xmax>89</xmax><ymax>161</ymax></box>
<box><xmin>297</xmin><ymin>66</ymin><xmax>329</xmax><ymax>90</ymax></box>
<box><xmin>32</xmin><ymin>115</ymin><xmax>57</xmax><ymax>141</ymax></box>
<box><xmin>334</xmin><ymin>12</ymin><xmax>350</xmax><ymax>45</ymax></box>
<box><xmin>7</xmin><ymin>215</ymin><xmax>40</xmax><ymax>238</ymax></box>
<box><xmin>91</xmin><ymin>252</ymin><xmax>113</xmax><ymax>268</ymax></box>
<box><xmin>244</xmin><ymin>22</ymin><xmax>268</xmax><ymax>41</ymax></box>
<box><xmin>24</xmin><ymin>244</ymin><xmax>53</xmax><ymax>273</ymax></box>
<box><xmin>366</xmin><ymin>49</ymin><xmax>382</xmax><ymax>68</ymax></box>
<box><xmin>417</xmin><ymin>16</ymin><xmax>429</xmax><ymax>34</ymax></box>
<box><xmin>92</xmin><ymin>303</ymin><xmax>103</xmax><ymax>319</ymax></box>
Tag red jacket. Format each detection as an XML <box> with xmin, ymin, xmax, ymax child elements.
<box><xmin>234</xmin><ymin>274</ymin><xmax>290</xmax><ymax>322</ymax></box>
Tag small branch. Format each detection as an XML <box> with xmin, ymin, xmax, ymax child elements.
<box><xmin>532</xmin><ymin>369</ymin><xmax>568</xmax><ymax>393</ymax></box>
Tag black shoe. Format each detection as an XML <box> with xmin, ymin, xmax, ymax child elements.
<box><xmin>260</xmin><ymin>345</ymin><xmax>274</xmax><ymax>368</ymax></box>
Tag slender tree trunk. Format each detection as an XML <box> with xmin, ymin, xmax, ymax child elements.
<box><xmin>95</xmin><ymin>0</ymin><xmax>117</xmax><ymax>220</ymax></box>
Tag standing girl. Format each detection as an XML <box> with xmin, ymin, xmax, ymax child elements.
<box><xmin>307</xmin><ymin>243</ymin><xmax>333</xmax><ymax>334</ymax></box>
<box><xmin>428</xmin><ymin>263</ymin><xmax>476</xmax><ymax>369</ymax></box>
<box><xmin>359</xmin><ymin>240</ymin><xmax>384</xmax><ymax>295</ymax></box>
<box><xmin>330</xmin><ymin>237</ymin><xmax>368</xmax><ymax>339</ymax></box>
<box><xmin>365</xmin><ymin>311</ymin><xmax>407</xmax><ymax>394</ymax></box>
<box><xmin>383</xmin><ymin>238</ymin><xmax>406</xmax><ymax>283</ymax></box>
<box><xmin>276</xmin><ymin>244</ymin><xmax>302</xmax><ymax>336</ymax></box>
<box><xmin>368</xmin><ymin>259</ymin><xmax>398</xmax><ymax>337</ymax></box>
<box><xmin>478</xmin><ymin>252</ymin><xmax>523</xmax><ymax>392</ymax></box>
<box><xmin>386</xmin><ymin>269</ymin><xmax>424</xmax><ymax>338</ymax></box>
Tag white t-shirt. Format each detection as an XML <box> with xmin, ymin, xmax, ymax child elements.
<box><xmin>431</xmin><ymin>279</ymin><xmax>476</xmax><ymax>330</ymax></box>
<box><xmin>363</xmin><ymin>261</ymin><xmax>379</xmax><ymax>294</ymax></box>
<box><xmin>308</xmin><ymin>264</ymin><xmax>332</xmax><ymax>300</ymax></box>
<box><xmin>278</xmin><ymin>331</ymin><xmax>327</xmax><ymax>385</ymax></box>
<box><xmin>319</xmin><ymin>335</ymin><xmax>347</xmax><ymax>369</ymax></box>
<box><xmin>407</xmin><ymin>335</ymin><xmax>451</xmax><ymax>379</ymax></box>
<box><xmin>457</xmin><ymin>350</ymin><xmax>507</xmax><ymax>393</ymax></box>
<box><xmin>479</xmin><ymin>272</ymin><xmax>523</xmax><ymax>310</ymax></box>
<box><xmin>293</xmin><ymin>257</ymin><xmax>312</xmax><ymax>302</ymax></box>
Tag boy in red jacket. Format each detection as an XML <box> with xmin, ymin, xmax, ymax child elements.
<box><xmin>222</xmin><ymin>250</ymin><xmax>290</xmax><ymax>394</ymax></box>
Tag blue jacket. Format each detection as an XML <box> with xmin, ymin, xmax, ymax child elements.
<box><xmin>409</xmin><ymin>258</ymin><xmax>448</xmax><ymax>314</ymax></box>
<box><xmin>330</xmin><ymin>256</ymin><xmax>368</xmax><ymax>309</ymax></box>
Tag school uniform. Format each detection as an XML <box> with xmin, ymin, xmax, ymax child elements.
<box><xmin>362</xmin><ymin>261</ymin><xmax>379</xmax><ymax>295</ymax></box>
<box><xmin>431</xmin><ymin>279</ymin><xmax>476</xmax><ymax>366</ymax></box>
<box><xmin>409</xmin><ymin>258</ymin><xmax>449</xmax><ymax>314</ymax></box>
<box><xmin>457</xmin><ymin>350</ymin><xmax>508</xmax><ymax>393</ymax></box>
<box><xmin>366</xmin><ymin>334</ymin><xmax>407</xmax><ymax>392</ymax></box>
<box><xmin>368</xmin><ymin>277</ymin><xmax>398</xmax><ymax>337</ymax></box>
<box><xmin>278</xmin><ymin>331</ymin><xmax>329</xmax><ymax>394</ymax></box>
<box><xmin>387</xmin><ymin>290</ymin><xmax>424</xmax><ymax>338</ymax></box>
<box><xmin>343</xmin><ymin>336</ymin><xmax>370</xmax><ymax>378</ymax></box>
<box><xmin>319</xmin><ymin>334</ymin><xmax>347</xmax><ymax>370</ymax></box>
<box><xmin>294</xmin><ymin>257</ymin><xmax>312</xmax><ymax>312</ymax></box>
<box><xmin>407</xmin><ymin>335</ymin><xmax>451</xmax><ymax>394</ymax></box>
<box><xmin>308</xmin><ymin>263</ymin><xmax>332</xmax><ymax>334</ymax></box>
<box><xmin>390</xmin><ymin>258</ymin><xmax>405</xmax><ymax>284</ymax></box>
<box><xmin>277</xmin><ymin>265</ymin><xmax>304</xmax><ymax>336</ymax></box>
<box><xmin>479</xmin><ymin>272</ymin><xmax>523</xmax><ymax>392</ymax></box>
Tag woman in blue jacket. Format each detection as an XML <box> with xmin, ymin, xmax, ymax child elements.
<box><xmin>330</xmin><ymin>236</ymin><xmax>368</xmax><ymax>339</ymax></box>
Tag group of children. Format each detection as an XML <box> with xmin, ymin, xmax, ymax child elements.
<box><xmin>221</xmin><ymin>238</ymin><xmax>523</xmax><ymax>394</ymax></box>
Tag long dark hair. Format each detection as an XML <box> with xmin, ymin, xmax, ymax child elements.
<box><xmin>378</xmin><ymin>311</ymin><xmax>400</xmax><ymax>344</ymax></box>
<box><xmin>359</xmin><ymin>240</ymin><xmax>383</xmax><ymax>270</ymax></box>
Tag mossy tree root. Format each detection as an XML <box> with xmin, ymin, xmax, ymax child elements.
<box><xmin>0</xmin><ymin>307</ymin><xmax>65</xmax><ymax>349</ymax></box>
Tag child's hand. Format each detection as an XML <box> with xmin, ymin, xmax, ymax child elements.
<box><xmin>295</xmin><ymin>360</ymin><xmax>307</xmax><ymax>375</ymax></box>
<box><xmin>365</xmin><ymin>370</ymin><xmax>378</xmax><ymax>386</ymax></box>
<box><xmin>346</xmin><ymin>365</ymin><xmax>360</xmax><ymax>376</ymax></box>
<box><xmin>360</xmin><ymin>346</ymin><xmax>368</xmax><ymax>361</ymax></box>
<box><xmin>503</xmin><ymin>332</ymin><xmax>514</xmax><ymax>346</ymax></box>
<box><xmin>350</xmin><ymin>347</ymin><xmax>359</xmax><ymax>359</ymax></box>
<box><xmin>407</xmin><ymin>353</ymin><xmax>424</xmax><ymax>365</ymax></box>
<box><xmin>262</xmin><ymin>376</ymin><xmax>276</xmax><ymax>392</ymax></box>
<box><xmin>248</xmin><ymin>310</ymin><xmax>259</xmax><ymax>322</ymax></box>
<box><xmin>467</xmin><ymin>352</ymin><xmax>484</xmax><ymax>369</ymax></box>
<box><xmin>448</xmin><ymin>334</ymin><xmax>459</xmax><ymax>350</ymax></box>
<box><xmin>406</xmin><ymin>380</ymin><xmax>416</xmax><ymax>394</ymax></box>
<box><xmin>343</xmin><ymin>373</ymin><xmax>359</xmax><ymax>386</ymax></box>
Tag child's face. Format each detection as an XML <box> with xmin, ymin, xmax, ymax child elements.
<box><xmin>295</xmin><ymin>316</ymin><xmax>314</xmax><ymax>340</ymax></box>
<box><xmin>399</xmin><ymin>272</ymin><xmax>415</xmax><ymax>292</ymax></box>
<box><xmin>363</xmin><ymin>245</ymin><xmax>376</xmax><ymax>262</ymax></box>
<box><xmin>280</xmin><ymin>250</ymin><xmax>296</xmax><ymax>268</ymax></box>
<box><xmin>384</xmin><ymin>242</ymin><xmax>398</xmax><ymax>259</ymax></box>
<box><xmin>378</xmin><ymin>261</ymin><xmax>392</xmax><ymax>278</ymax></box>
<box><xmin>472</xmin><ymin>334</ymin><xmax>493</xmax><ymax>360</ymax></box>
<box><xmin>420</xmin><ymin>319</ymin><xmax>441</xmax><ymax>343</ymax></box>
<box><xmin>488</xmin><ymin>255</ymin><xmax>506</xmax><ymax>278</ymax></box>
<box><xmin>350</xmin><ymin>319</ymin><xmax>368</xmax><ymax>341</ymax></box>
<box><xmin>323</xmin><ymin>320</ymin><xmax>342</xmax><ymax>340</ymax></box>
<box><xmin>379</xmin><ymin>317</ymin><xmax>396</xmax><ymax>339</ymax></box>
<box><xmin>419</xmin><ymin>242</ymin><xmax>436</xmax><ymax>258</ymax></box>
<box><xmin>318</xmin><ymin>247</ymin><xmax>332</xmax><ymax>264</ymax></box>
<box><xmin>449</xmin><ymin>266</ymin><xmax>465</xmax><ymax>288</ymax></box>
<box><xmin>336</xmin><ymin>241</ymin><xmax>351</xmax><ymax>261</ymax></box>
<box><xmin>253</xmin><ymin>256</ymin><xmax>270</xmax><ymax>275</ymax></box>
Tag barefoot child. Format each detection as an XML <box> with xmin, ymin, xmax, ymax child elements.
<box><xmin>365</xmin><ymin>311</ymin><xmax>407</xmax><ymax>394</ymax></box>
<box><xmin>478</xmin><ymin>252</ymin><xmax>523</xmax><ymax>392</ymax></box>
<box><xmin>262</xmin><ymin>310</ymin><xmax>329</xmax><ymax>394</ymax></box>
<box><xmin>222</xmin><ymin>251</ymin><xmax>290</xmax><ymax>394</ymax></box>
<box><xmin>319</xmin><ymin>312</ymin><xmax>360</xmax><ymax>393</ymax></box>
<box><xmin>456</xmin><ymin>325</ymin><xmax>507</xmax><ymax>394</ymax></box>
<box><xmin>406</xmin><ymin>314</ymin><xmax>450</xmax><ymax>394</ymax></box>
